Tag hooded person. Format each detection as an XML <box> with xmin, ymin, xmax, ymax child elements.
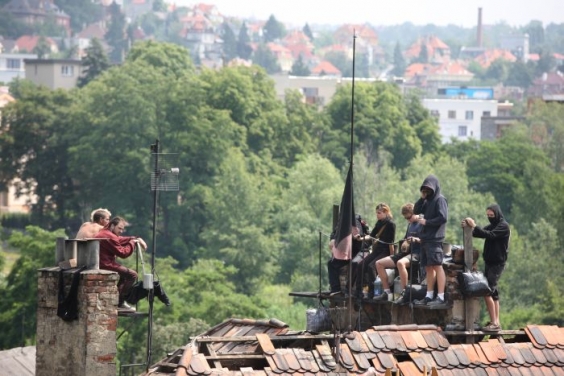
<box><xmin>413</xmin><ymin>175</ymin><xmax>448</xmax><ymax>306</ymax></box>
<box><xmin>462</xmin><ymin>204</ymin><xmax>510</xmax><ymax>332</ymax></box>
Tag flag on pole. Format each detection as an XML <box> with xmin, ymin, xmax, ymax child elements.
<box><xmin>331</xmin><ymin>165</ymin><xmax>355</xmax><ymax>260</ymax></box>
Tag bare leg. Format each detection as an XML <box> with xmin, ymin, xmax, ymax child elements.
<box><xmin>434</xmin><ymin>265</ymin><xmax>446</xmax><ymax>294</ymax></box>
<box><xmin>396</xmin><ymin>257</ymin><xmax>409</xmax><ymax>290</ymax></box>
<box><xmin>376</xmin><ymin>257</ymin><xmax>396</xmax><ymax>290</ymax></box>
<box><xmin>484</xmin><ymin>296</ymin><xmax>496</xmax><ymax>324</ymax></box>
<box><xmin>425</xmin><ymin>266</ymin><xmax>436</xmax><ymax>292</ymax></box>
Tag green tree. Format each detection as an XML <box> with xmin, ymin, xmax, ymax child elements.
<box><xmin>417</xmin><ymin>44</ymin><xmax>428</xmax><ymax>63</ymax></box>
<box><xmin>105</xmin><ymin>1</ymin><xmax>127</xmax><ymax>63</ymax></box>
<box><xmin>126</xmin><ymin>40</ymin><xmax>194</xmax><ymax>78</ymax></box>
<box><xmin>221</xmin><ymin>22</ymin><xmax>238</xmax><ymax>62</ymax></box>
<box><xmin>324</xmin><ymin>50</ymin><xmax>352</xmax><ymax>77</ymax></box>
<box><xmin>302</xmin><ymin>23</ymin><xmax>313</xmax><ymax>40</ymax></box>
<box><xmin>391</xmin><ymin>42</ymin><xmax>406</xmax><ymax>77</ymax></box>
<box><xmin>534</xmin><ymin>48</ymin><xmax>555</xmax><ymax>77</ymax></box>
<box><xmin>33</xmin><ymin>36</ymin><xmax>51</xmax><ymax>58</ymax></box>
<box><xmin>321</xmin><ymin>81</ymin><xmax>424</xmax><ymax>170</ymax></box>
<box><xmin>0</xmin><ymin>84</ymin><xmax>77</xmax><ymax>229</ymax></box>
<box><xmin>77</xmin><ymin>38</ymin><xmax>110</xmax><ymax>87</ymax></box>
<box><xmin>252</xmin><ymin>43</ymin><xmax>280</xmax><ymax>74</ymax></box>
<box><xmin>484</xmin><ymin>59</ymin><xmax>510</xmax><ymax>82</ymax></box>
<box><xmin>263</xmin><ymin>14</ymin><xmax>285</xmax><ymax>43</ymax></box>
<box><xmin>236</xmin><ymin>22</ymin><xmax>252</xmax><ymax>59</ymax></box>
<box><xmin>289</xmin><ymin>54</ymin><xmax>310</xmax><ymax>76</ymax></box>
<box><xmin>0</xmin><ymin>226</ymin><xmax>67</xmax><ymax>349</ymax></box>
<box><xmin>505</xmin><ymin>61</ymin><xmax>533</xmax><ymax>88</ymax></box>
<box><xmin>55</xmin><ymin>0</ymin><xmax>103</xmax><ymax>33</ymax></box>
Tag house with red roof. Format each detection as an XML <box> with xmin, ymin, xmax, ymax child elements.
<box><xmin>474</xmin><ymin>49</ymin><xmax>517</xmax><ymax>69</ymax></box>
<box><xmin>266</xmin><ymin>42</ymin><xmax>293</xmax><ymax>72</ymax></box>
<box><xmin>527</xmin><ymin>71</ymin><xmax>564</xmax><ymax>98</ymax></box>
<box><xmin>311</xmin><ymin>60</ymin><xmax>341</xmax><ymax>77</ymax></box>
<box><xmin>2</xmin><ymin>0</ymin><xmax>71</xmax><ymax>36</ymax></box>
<box><xmin>15</xmin><ymin>35</ymin><xmax>58</xmax><ymax>55</ymax></box>
<box><xmin>404</xmin><ymin>35</ymin><xmax>451</xmax><ymax>64</ymax></box>
<box><xmin>282</xmin><ymin>30</ymin><xmax>314</xmax><ymax>60</ymax></box>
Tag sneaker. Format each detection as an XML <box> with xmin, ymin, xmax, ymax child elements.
<box><xmin>482</xmin><ymin>323</ymin><xmax>501</xmax><ymax>332</ymax></box>
<box><xmin>373</xmin><ymin>292</ymin><xmax>388</xmax><ymax>301</ymax></box>
<box><xmin>414</xmin><ymin>296</ymin><xmax>433</xmax><ymax>306</ymax></box>
<box><xmin>118</xmin><ymin>302</ymin><xmax>136</xmax><ymax>312</ymax></box>
<box><xmin>393</xmin><ymin>290</ymin><xmax>407</xmax><ymax>304</ymax></box>
<box><xmin>427</xmin><ymin>297</ymin><xmax>446</xmax><ymax>307</ymax></box>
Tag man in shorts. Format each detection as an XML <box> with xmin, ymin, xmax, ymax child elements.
<box><xmin>413</xmin><ymin>175</ymin><xmax>448</xmax><ymax>306</ymax></box>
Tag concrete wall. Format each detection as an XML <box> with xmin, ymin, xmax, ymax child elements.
<box><xmin>36</xmin><ymin>267</ymin><xmax>119</xmax><ymax>376</ymax></box>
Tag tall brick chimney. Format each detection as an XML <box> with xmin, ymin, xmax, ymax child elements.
<box><xmin>36</xmin><ymin>239</ymin><xmax>119</xmax><ymax>376</ymax></box>
<box><xmin>477</xmin><ymin>7</ymin><xmax>483</xmax><ymax>48</ymax></box>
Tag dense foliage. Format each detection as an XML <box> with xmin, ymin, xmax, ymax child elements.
<box><xmin>1</xmin><ymin>41</ymin><xmax>563</xmax><ymax>366</ymax></box>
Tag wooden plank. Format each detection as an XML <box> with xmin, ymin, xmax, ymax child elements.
<box><xmin>462</xmin><ymin>226</ymin><xmax>474</xmax><ymax>333</ymax></box>
<box><xmin>256</xmin><ymin>333</ymin><xmax>276</xmax><ymax>355</ymax></box>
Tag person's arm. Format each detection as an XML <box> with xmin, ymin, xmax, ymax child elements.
<box><xmin>472</xmin><ymin>222</ymin><xmax>510</xmax><ymax>240</ymax></box>
<box><xmin>107</xmin><ymin>236</ymin><xmax>136</xmax><ymax>258</ymax></box>
<box><xmin>413</xmin><ymin>197</ymin><xmax>425</xmax><ymax>215</ymax></box>
<box><xmin>424</xmin><ymin>197</ymin><xmax>448</xmax><ymax>227</ymax></box>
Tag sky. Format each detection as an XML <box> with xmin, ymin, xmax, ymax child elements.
<box><xmin>175</xmin><ymin>0</ymin><xmax>564</xmax><ymax>28</ymax></box>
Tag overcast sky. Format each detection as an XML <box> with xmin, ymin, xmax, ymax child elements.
<box><xmin>175</xmin><ymin>0</ymin><xmax>563</xmax><ymax>28</ymax></box>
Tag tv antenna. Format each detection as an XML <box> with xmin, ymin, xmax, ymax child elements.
<box><xmin>146</xmin><ymin>139</ymin><xmax>179</xmax><ymax>368</ymax></box>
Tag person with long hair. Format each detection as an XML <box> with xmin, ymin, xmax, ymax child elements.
<box><xmin>352</xmin><ymin>203</ymin><xmax>396</xmax><ymax>299</ymax></box>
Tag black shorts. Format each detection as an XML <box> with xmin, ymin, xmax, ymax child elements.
<box><xmin>485</xmin><ymin>263</ymin><xmax>505</xmax><ymax>300</ymax></box>
<box><xmin>390</xmin><ymin>252</ymin><xmax>420</xmax><ymax>264</ymax></box>
<box><xmin>421</xmin><ymin>242</ymin><xmax>443</xmax><ymax>266</ymax></box>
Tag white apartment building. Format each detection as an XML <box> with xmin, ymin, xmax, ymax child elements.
<box><xmin>0</xmin><ymin>53</ymin><xmax>37</xmax><ymax>83</ymax></box>
<box><xmin>422</xmin><ymin>98</ymin><xmax>498</xmax><ymax>143</ymax></box>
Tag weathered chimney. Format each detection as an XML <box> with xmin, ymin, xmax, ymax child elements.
<box><xmin>477</xmin><ymin>7</ymin><xmax>483</xmax><ymax>48</ymax></box>
<box><xmin>36</xmin><ymin>239</ymin><xmax>118</xmax><ymax>376</ymax></box>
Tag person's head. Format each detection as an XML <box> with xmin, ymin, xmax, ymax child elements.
<box><xmin>401</xmin><ymin>203</ymin><xmax>416</xmax><ymax>223</ymax></box>
<box><xmin>91</xmin><ymin>208</ymin><xmax>111</xmax><ymax>226</ymax></box>
<box><xmin>486</xmin><ymin>204</ymin><xmax>504</xmax><ymax>225</ymax></box>
<box><xmin>420</xmin><ymin>174</ymin><xmax>440</xmax><ymax>199</ymax></box>
<box><xmin>108</xmin><ymin>216</ymin><xmax>126</xmax><ymax>236</ymax></box>
<box><xmin>375</xmin><ymin>203</ymin><xmax>392</xmax><ymax>220</ymax></box>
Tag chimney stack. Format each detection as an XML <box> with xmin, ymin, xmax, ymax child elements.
<box><xmin>477</xmin><ymin>7</ymin><xmax>483</xmax><ymax>47</ymax></box>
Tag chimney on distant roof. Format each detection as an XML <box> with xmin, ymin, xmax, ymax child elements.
<box><xmin>477</xmin><ymin>7</ymin><xmax>483</xmax><ymax>48</ymax></box>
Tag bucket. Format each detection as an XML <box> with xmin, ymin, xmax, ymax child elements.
<box><xmin>143</xmin><ymin>273</ymin><xmax>154</xmax><ymax>289</ymax></box>
<box><xmin>442</xmin><ymin>243</ymin><xmax>452</xmax><ymax>256</ymax></box>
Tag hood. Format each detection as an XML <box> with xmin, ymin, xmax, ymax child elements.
<box><xmin>487</xmin><ymin>203</ymin><xmax>504</xmax><ymax>225</ymax></box>
<box><xmin>420</xmin><ymin>174</ymin><xmax>441</xmax><ymax>198</ymax></box>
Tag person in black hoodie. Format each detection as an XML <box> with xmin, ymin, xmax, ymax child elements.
<box><xmin>462</xmin><ymin>204</ymin><xmax>510</xmax><ymax>332</ymax></box>
<box><xmin>413</xmin><ymin>175</ymin><xmax>448</xmax><ymax>306</ymax></box>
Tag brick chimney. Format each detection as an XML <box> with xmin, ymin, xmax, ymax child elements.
<box><xmin>36</xmin><ymin>239</ymin><xmax>119</xmax><ymax>376</ymax></box>
<box><xmin>477</xmin><ymin>7</ymin><xmax>483</xmax><ymax>48</ymax></box>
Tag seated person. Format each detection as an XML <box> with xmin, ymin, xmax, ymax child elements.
<box><xmin>95</xmin><ymin>216</ymin><xmax>147</xmax><ymax>311</ymax></box>
<box><xmin>327</xmin><ymin>215</ymin><xmax>369</xmax><ymax>296</ymax></box>
<box><xmin>373</xmin><ymin>203</ymin><xmax>423</xmax><ymax>302</ymax></box>
<box><xmin>76</xmin><ymin>208</ymin><xmax>111</xmax><ymax>239</ymax></box>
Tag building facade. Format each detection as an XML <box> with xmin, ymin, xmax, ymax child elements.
<box><xmin>24</xmin><ymin>59</ymin><xmax>82</xmax><ymax>90</ymax></box>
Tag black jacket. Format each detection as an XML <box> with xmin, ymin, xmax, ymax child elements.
<box><xmin>414</xmin><ymin>174</ymin><xmax>448</xmax><ymax>242</ymax></box>
<box><xmin>472</xmin><ymin>204</ymin><xmax>510</xmax><ymax>265</ymax></box>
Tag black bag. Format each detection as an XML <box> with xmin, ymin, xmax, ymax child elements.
<box><xmin>395</xmin><ymin>284</ymin><xmax>427</xmax><ymax>305</ymax></box>
<box><xmin>126</xmin><ymin>281</ymin><xmax>149</xmax><ymax>304</ymax></box>
<box><xmin>458</xmin><ymin>271</ymin><xmax>491</xmax><ymax>297</ymax></box>
<box><xmin>57</xmin><ymin>266</ymin><xmax>86</xmax><ymax>321</ymax></box>
<box><xmin>306</xmin><ymin>303</ymin><xmax>332</xmax><ymax>333</ymax></box>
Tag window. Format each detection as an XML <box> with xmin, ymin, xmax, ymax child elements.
<box><xmin>458</xmin><ymin>125</ymin><xmax>467</xmax><ymax>137</ymax></box>
<box><xmin>448</xmin><ymin>110</ymin><xmax>456</xmax><ymax>119</ymax></box>
<box><xmin>465</xmin><ymin>110</ymin><xmax>473</xmax><ymax>120</ymax></box>
<box><xmin>430</xmin><ymin>110</ymin><xmax>440</xmax><ymax>118</ymax></box>
<box><xmin>6</xmin><ymin>58</ymin><xmax>21</xmax><ymax>69</ymax></box>
<box><xmin>483</xmin><ymin>111</ymin><xmax>491</xmax><ymax>117</ymax></box>
<box><xmin>61</xmin><ymin>65</ymin><xmax>74</xmax><ymax>76</ymax></box>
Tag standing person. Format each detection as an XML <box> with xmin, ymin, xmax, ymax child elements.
<box><xmin>75</xmin><ymin>208</ymin><xmax>111</xmax><ymax>239</ymax></box>
<box><xmin>413</xmin><ymin>175</ymin><xmax>448</xmax><ymax>306</ymax></box>
<box><xmin>462</xmin><ymin>204</ymin><xmax>510</xmax><ymax>332</ymax></box>
<box><xmin>373</xmin><ymin>203</ymin><xmax>423</xmax><ymax>302</ymax></box>
<box><xmin>95</xmin><ymin>216</ymin><xmax>147</xmax><ymax>311</ymax></box>
<box><xmin>353</xmin><ymin>203</ymin><xmax>395</xmax><ymax>299</ymax></box>
<box><xmin>327</xmin><ymin>215</ymin><xmax>369</xmax><ymax>296</ymax></box>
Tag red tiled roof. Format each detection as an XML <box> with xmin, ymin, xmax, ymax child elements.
<box><xmin>311</xmin><ymin>60</ymin><xmax>341</xmax><ymax>76</ymax></box>
<box><xmin>15</xmin><ymin>35</ymin><xmax>56</xmax><ymax>53</ymax></box>
<box><xmin>474</xmin><ymin>49</ymin><xmax>517</xmax><ymax>68</ymax></box>
<box><xmin>77</xmin><ymin>23</ymin><xmax>106</xmax><ymax>39</ymax></box>
<box><xmin>405</xmin><ymin>35</ymin><xmax>450</xmax><ymax>60</ymax></box>
<box><xmin>333</xmin><ymin>24</ymin><xmax>378</xmax><ymax>46</ymax></box>
<box><xmin>143</xmin><ymin>320</ymin><xmax>564</xmax><ymax>375</ymax></box>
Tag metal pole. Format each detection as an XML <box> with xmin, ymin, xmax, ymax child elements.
<box><xmin>146</xmin><ymin>139</ymin><xmax>159</xmax><ymax>368</ymax></box>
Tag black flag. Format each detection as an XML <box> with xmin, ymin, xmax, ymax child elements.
<box><xmin>332</xmin><ymin>165</ymin><xmax>355</xmax><ymax>260</ymax></box>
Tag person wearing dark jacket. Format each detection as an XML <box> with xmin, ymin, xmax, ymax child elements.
<box><xmin>462</xmin><ymin>204</ymin><xmax>510</xmax><ymax>332</ymax></box>
<box><xmin>413</xmin><ymin>175</ymin><xmax>448</xmax><ymax>306</ymax></box>
<box><xmin>353</xmin><ymin>203</ymin><xmax>396</xmax><ymax>299</ymax></box>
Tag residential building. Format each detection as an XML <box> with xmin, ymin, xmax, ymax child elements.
<box><xmin>0</xmin><ymin>53</ymin><xmax>38</xmax><ymax>83</ymax></box>
<box><xmin>527</xmin><ymin>71</ymin><xmax>564</xmax><ymax>98</ymax></box>
<box><xmin>500</xmin><ymin>33</ymin><xmax>530</xmax><ymax>62</ymax></box>
<box><xmin>404</xmin><ymin>35</ymin><xmax>451</xmax><ymax>64</ymax></box>
<box><xmin>15</xmin><ymin>35</ymin><xmax>59</xmax><ymax>55</ymax></box>
<box><xmin>24</xmin><ymin>59</ymin><xmax>83</xmax><ymax>90</ymax></box>
<box><xmin>423</xmin><ymin>97</ymin><xmax>498</xmax><ymax>142</ymax></box>
<box><xmin>2</xmin><ymin>0</ymin><xmax>71</xmax><ymax>36</ymax></box>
